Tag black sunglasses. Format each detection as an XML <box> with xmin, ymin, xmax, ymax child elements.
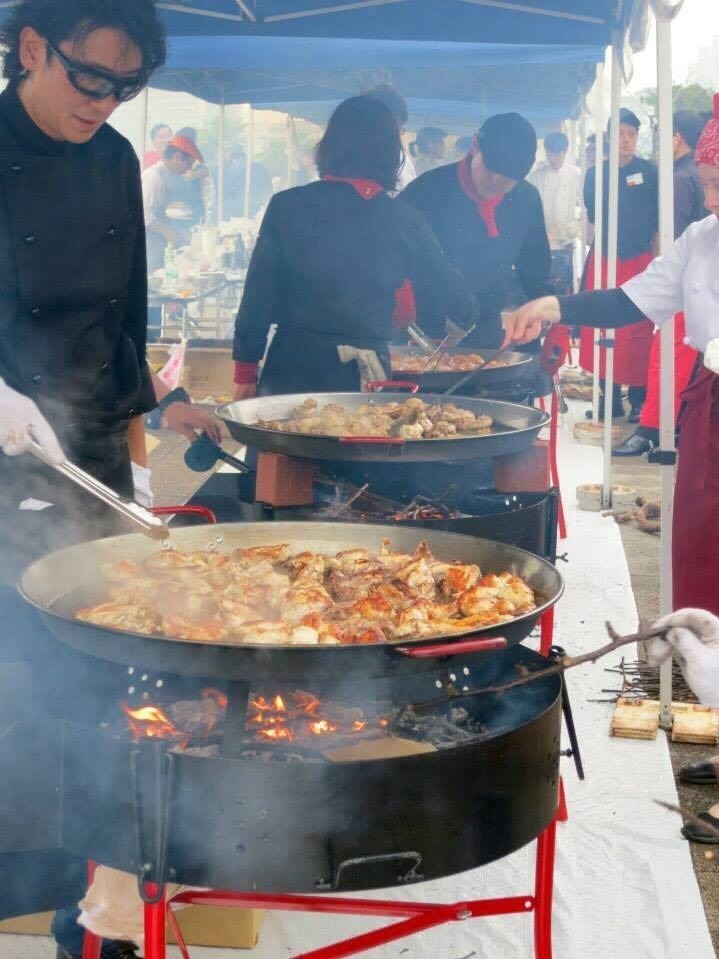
<box><xmin>46</xmin><ymin>40</ymin><xmax>146</xmax><ymax>103</ymax></box>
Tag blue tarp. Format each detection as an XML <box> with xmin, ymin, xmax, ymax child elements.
<box><xmin>151</xmin><ymin>36</ymin><xmax>601</xmax><ymax>127</ymax></box>
<box><xmin>157</xmin><ymin>0</ymin><xmax>637</xmax><ymax>48</ymax></box>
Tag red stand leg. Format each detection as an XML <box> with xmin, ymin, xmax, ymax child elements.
<box><xmin>81</xmin><ymin>862</ymin><xmax>102</xmax><ymax>959</ymax></box>
<box><xmin>167</xmin><ymin>905</ymin><xmax>192</xmax><ymax>959</ymax></box>
<box><xmin>549</xmin><ymin>391</ymin><xmax>567</xmax><ymax>540</ymax></box>
<box><xmin>143</xmin><ymin>885</ymin><xmax>168</xmax><ymax>959</ymax></box>
<box><xmin>534</xmin><ymin>817</ymin><xmax>557</xmax><ymax>959</ymax></box>
<box><xmin>540</xmin><ymin>607</ymin><xmax>555</xmax><ymax>657</ymax></box>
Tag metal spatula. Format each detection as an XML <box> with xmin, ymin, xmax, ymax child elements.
<box><xmin>27</xmin><ymin>439</ymin><xmax>169</xmax><ymax>540</ymax></box>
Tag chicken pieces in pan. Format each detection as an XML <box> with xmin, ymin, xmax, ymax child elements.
<box><xmin>75</xmin><ymin>537</ymin><xmax>536</xmax><ymax>647</ymax></box>
<box><xmin>257</xmin><ymin>396</ymin><xmax>493</xmax><ymax>440</ymax></box>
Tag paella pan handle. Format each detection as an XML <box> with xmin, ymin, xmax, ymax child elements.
<box><xmin>151</xmin><ymin>505</ymin><xmax>218</xmax><ymax>524</ymax></box>
<box><xmin>364</xmin><ymin>380</ymin><xmax>419</xmax><ymax>394</ymax></box>
<box><xmin>395</xmin><ymin>636</ymin><xmax>508</xmax><ymax>658</ymax></box>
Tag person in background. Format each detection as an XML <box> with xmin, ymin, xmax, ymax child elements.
<box><xmin>233</xmin><ymin>96</ymin><xmax>474</xmax><ymax>398</ymax></box>
<box><xmin>399</xmin><ymin>112</ymin><xmax>552</xmax><ymax>350</ymax></box>
<box><xmin>614</xmin><ymin>110</ymin><xmax>706</xmax><ymax>456</ymax></box>
<box><xmin>454</xmin><ymin>135</ymin><xmax>473</xmax><ymax>160</ymax></box>
<box><xmin>409</xmin><ymin>126</ymin><xmax>447</xmax><ymax>176</ymax></box>
<box><xmin>223</xmin><ymin>144</ymin><xmax>273</xmax><ymax>218</ymax></box>
<box><xmin>142</xmin><ymin>133</ymin><xmax>202</xmax><ymax>271</ymax></box>
<box><xmin>528</xmin><ymin>131</ymin><xmax>581</xmax><ymax>296</ymax></box>
<box><xmin>175</xmin><ymin>124</ymin><xmax>214</xmax><ymax>224</ymax></box>
<box><xmin>142</xmin><ymin>120</ymin><xmax>170</xmax><ymax>169</ymax></box>
<box><xmin>363</xmin><ymin>83</ymin><xmax>416</xmax><ymax>190</ymax></box>
<box><xmin>579</xmin><ymin>107</ymin><xmax>658</xmax><ymax>422</ymax></box>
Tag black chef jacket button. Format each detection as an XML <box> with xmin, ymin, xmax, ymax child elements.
<box><xmin>24</xmin><ymin>234</ymin><xmax>36</xmax><ymax>245</ymax></box>
<box><xmin>31</xmin><ymin>374</ymin><xmax>41</xmax><ymax>384</ymax></box>
<box><xmin>30</xmin><ymin>307</ymin><xmax>40</xmax><ymax>318</ymax></box>
<box><xmin>100</xmin><ymin>361</ymin><xmax>109</xmax><ymax>372</ymax></box>
<box><xmin>107</xmin><ymin>226</ymin><xmax>117</xmax><ymax>238</ymax></box>
<box><xmin>108</xmin><ymin>298</ymin><xmax>118</xmax><ymax>308</ymax></box>
<box><xmin>128</xmin><ymin>408</ymin><xmax>136</xmax><ymax>417</ymax></box>
<box><xmin>10</xmin><ymin>163</ymin><xmax>22</xmax><ymax>173</ymax></box>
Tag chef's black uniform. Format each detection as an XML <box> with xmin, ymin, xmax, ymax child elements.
<box><xmin>399</xmin><ymin>160</ymin><xmax>554</xmax><ymax>349</ymax></box>
<box><xmin>233</xmin><ymin>178</ymin><xmax>475</xmax><ymax>393</ymax></box>
<box><xmin>0</xmin><ymin>85</ymin><xmax>156</xmax><ymax>931</ymax></box>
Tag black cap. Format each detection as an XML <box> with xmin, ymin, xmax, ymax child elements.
<box><xmin>477</xmin><ymin>112</ymin><xmax>537</xmax><ymax>181</ymax></box>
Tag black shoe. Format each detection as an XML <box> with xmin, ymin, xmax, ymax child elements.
<box><xmin>627</xmin><ymin>408</ymin><xmax>642</xmax><ymax>424</ymax></box>
<box><xmin>679</xmin><ymin>758</ymin><xmax>719</xmax><ymax>785</ymax></box>
<box><xmin>612</xmin><ymin>432</ymin><xmax>654</xmax><ymax>457</ymax></box>
<box><xmin>681</xmin><ymin>809</ymin><xmax>719</xmax><ymax>844</ymax></box>
<box><xmin>56</xmin><ymin>941</ymin><xmax>141</xmax><ymax>959</ymax></box>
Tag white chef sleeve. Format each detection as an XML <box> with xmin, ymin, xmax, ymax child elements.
<box><xmin>620</xmin><ymin>229</ymin><xmax>690</xmax><ymax>326</ymax></box>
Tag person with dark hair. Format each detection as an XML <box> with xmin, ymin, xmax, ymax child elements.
<box><xmin>528</xmin><ymin>129</ymin><xmax>582</xmax><ymax>296</ymax></box>
<box><xmin>363</xmin><ymin>83</ymin><xmax>416</xmax><ymax>188</ymax></box>
<box><xmin>233</xmin><ymin>96</ymin><xmax>474</xmax><ymax>397</ymax></box>
<box><xmin>399</xmin><ymin>112</ymin><xmax>552</xmax><ymax>350</ymax></box>
<box><xmin>409</xmin><ymin>126</ymin><xmax>447</xmax><ymax>175</ymax></box>
<box><xmin>142</xmin><ymin>120</ymin><xmax>171</xmax><ymax>169</ymax></box>
<box><xmin>165</xmin><ymin>125</ymin><xmax>213</xmax><ymax>225</ymax></box>
<box><xmin>614</xmin><ymin>110</ymin><xmax>707</xmax><ymax>455</ymax></box>
<box><xmin>578</xmin><ymin>107</ymin><xmax>658</xmax><ymax>421</ymax></box>
<box><xmin>0</xmin><ymin>4</ymin><xmax>213</xmax><ymax>957</ymax></box>
<box><xmin>454</xmin><ymin>135</ymin><xmax>473</xmax><ymax>159</ymax></box>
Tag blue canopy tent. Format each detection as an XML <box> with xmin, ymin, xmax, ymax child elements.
<box><xmin>151</xmin><ymin>35</ymin><xmax>601</xmax><ymax>130</ymax></box>
<box><xmin>157</xmin><ymin>0</ymin><xmax>636</xmax><ymax>47</ymax></box>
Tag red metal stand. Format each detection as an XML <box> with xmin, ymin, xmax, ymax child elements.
<box><xmin>548</xmin><ymin>390</ymin><xmax>567</xmax><ymax>540</ymax></box>
<box><xmin>81</xmin><ymin>790</ymin><xmax>563</xmax><ymax>959</ymax></box>
<box><xmin>539</xmin><ymin>607</ymin><xmax>555</xmax><ymax>657</ymax></box>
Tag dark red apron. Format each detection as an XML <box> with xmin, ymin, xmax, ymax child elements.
<box><xmin>578</xmin><ymin>251</ymin><xmax>654</xmax><ymax>386</ymax></box>
<box><xmin>673</xmin><ymin>364</ymin><xmax>719</xmax><ymax>613</ymax></box>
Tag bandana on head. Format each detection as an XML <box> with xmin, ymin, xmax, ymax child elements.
<box><xmin>695</xmin><ymin>94</ymin><xmax>719</xmax><ymax>168</ymax></box>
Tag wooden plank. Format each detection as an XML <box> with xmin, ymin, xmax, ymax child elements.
<box><xmin>610</xmin><ymin>698</ymin><xmax>660</xmax><ymax>740</ymax></box>
<box><xmin>610</xmin><ymin>698</ymin><xmax>719</xmax><ymax>745</ymax></box>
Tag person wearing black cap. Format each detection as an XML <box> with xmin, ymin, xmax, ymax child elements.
<box><xmin>399</xmin><ymin>112</ymin><xmax>552</xmax><ymax>349</ymax></box>
<box><xmin>578</xmin><ymin>107</ymin><xmax>658</xmax><ymax>421</ymax></box>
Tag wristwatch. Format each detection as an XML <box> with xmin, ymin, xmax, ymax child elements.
<box><xmin>157</xmin><ymin>386</ymin><xmax>190</xmax><ymax>414</ymax></box>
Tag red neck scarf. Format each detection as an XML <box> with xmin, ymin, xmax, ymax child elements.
<box><xmin>322</xmin><ymin>175</ymin><xmax>383</xmax><ymax>200</ymax></box>
<box><xmin>456</xmin><ymin>155</ymin><xmax>502</xmax><ymax>238</ymax></box>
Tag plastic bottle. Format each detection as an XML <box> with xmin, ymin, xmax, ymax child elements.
<box><xmin>164</xmin><ymin>241</ymin><xmax>178</xmax><ymax>293</ymax></box>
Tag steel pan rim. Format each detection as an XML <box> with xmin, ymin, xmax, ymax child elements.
<box><xmin>390</xmin><ymin>348</ymin><xmax>533</xmax><ymax>384</ymax></box>
<box><xmin>19</xmin><ymin>521</ymin><xmax>563</xmax><ymax>655</ymax></box>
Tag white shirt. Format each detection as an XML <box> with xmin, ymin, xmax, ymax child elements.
<box><xmin>396</xmin><ymin>150</ymin><xmax>417</xmax><ymax>191</ymax></box>
<box><xmin>622</xmin><ymin>213</ymin><xmax>719</xmax><ymax>353</ymax></box>
<box><xmin>141</xmin><ymin>161</ymin><xmax>171</xmax><ymax>231</ymax></box>
<box><xmin>527</xmin><ymin>161</ymin><xmax>582</xmax><ymax>250</ymax></box>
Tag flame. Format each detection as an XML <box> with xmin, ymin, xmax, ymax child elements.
<box><xmin>246</xmin><ymin>691</ymin><xmax>380</xmax><ymax>744</ymax></box>
<box><xmin>121</xmin><ymin>702</ymin><xmax>187</xmax><ymax>745</ymax></box>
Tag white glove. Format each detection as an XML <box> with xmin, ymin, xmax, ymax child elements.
<box><xmin>0</xmin><ymin>377</ymin><xmax>64</xmax><ymax>464</ymax></box>
<box><xmin>704</xmin><ymin>337</ymin><xmax>719</xmax><ymax>374</ymax></box>
<box><xmin>647</xmin><ymin>608</ymin><xmax>719</xmax><ymax>707</ymax></box>
<box><xmin>131</xmin><ymin>462</ymin><xmax>154</xmax><ymax>509</ymax></box>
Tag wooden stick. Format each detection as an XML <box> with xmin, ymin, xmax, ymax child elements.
<box><xmin>405</xmin><ymin>622</ymin><xmax>668</xmax><ymax>713</ymax></box>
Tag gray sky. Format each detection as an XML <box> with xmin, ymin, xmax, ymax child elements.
<box><xmin>629</xmin><ymin>0</ymin><xmax>719</xmax><ymax>90</ymax></box>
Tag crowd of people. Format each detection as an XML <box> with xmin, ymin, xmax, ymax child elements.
<box><xmin>0</xmin><ymin>0</ymin><xmax>719</xmax><ymax>956</ymax></box>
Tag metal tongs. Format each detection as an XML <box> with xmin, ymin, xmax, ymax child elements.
<box><xmin>409</xmin><ymin>320</ymin><xmax>477</xmax><ymax>373</ymax></box>
<box><xmin>28</xmin><ymin>439</ymin><xmax>169</xmax><ymax>540</ymax></box>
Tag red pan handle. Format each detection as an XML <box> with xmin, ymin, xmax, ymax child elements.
<box><xmin>338</xmin><ymin>435</ymin><xmax>406</xmax><ymax>446</ymax></box>
<box><xmin>151</xmin><ymin>505</ymin><xmax>218</xmax><ymax>524</ymax></box>
<box><xmin>396</xmin><ymin>636</ymin><xmax>508</xmax><ymax>658</ymax></box>
<box><xmin>364</xmin><ymin>380</ymin><xmax>419</xmax><ymax>393</ymax></box>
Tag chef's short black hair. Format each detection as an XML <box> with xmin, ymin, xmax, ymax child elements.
<box><xmin>316</xmin><ymin>96</ymin><xmax>403</xmax><ymax>193</ymax></box>
<box><xmin>363</xmin><ymin>84</ymin><xmax>408</xmax><ymax>128</ymax></box>
<box><xmin>674</xmin><ymin>110</ymin><xmax>704</xmax><ymax>151</ymax></box>
<box><xmin>0</xmin><ymin>0</ymin><xmax>166</xmax><ymax>83</ymax></box>
<box><xmin>544</xmin><ymin>131</ymin><xmax>568</xmax><ymax>154</ymax></box>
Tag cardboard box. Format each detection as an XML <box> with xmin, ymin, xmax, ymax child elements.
<box><xmin>147</xmin><ymin>344</ymin><xmax>234</xmax><ymax>403</ymax></box>
<box><xmin>0</xmin><ymin>906</ymin><xmax>263</xmax><ymax>949</ymax></box>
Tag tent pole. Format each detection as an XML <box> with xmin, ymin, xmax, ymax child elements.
<box><xmin>244</xmin><ymin>104</ymin><xmax>255</xmax><ymax>219</ymax></box>
<box><xmin>655</xmin><ymin>7</ymin><xmax>678</xmax><ymax>729</ymax></box>
<box><xmin>591</xmin><ymin>60</ymin><xmax>605</xmax><ymax>423</ymax></box>
<box><xmin>217</xmin><ymin>98</ymin><xmax>226</xmax><ymax>225</ymax></box>
<box><xmin>287</xmin><ymin>113</ymin><xmax>296</xmax><ymax>189</ymax></box>
<box><xmin>578</xmin><ymin>107</ymin><xmax>588</xmax><ymax>281</ymax></box>
<box><xmin>602</xmin><ymin>37</ymin><xmax>621</xmax><ymax>509</ymax></box>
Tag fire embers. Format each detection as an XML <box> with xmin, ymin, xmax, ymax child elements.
<box><xmin>122</xmin><ymin>687</ymin><xmax>227</xmax><ymax>750</ymax></box>
<box><xmin>246</xmin><ymin>690</ymin><xmax>382</xmax><ymax>745</ymax></box>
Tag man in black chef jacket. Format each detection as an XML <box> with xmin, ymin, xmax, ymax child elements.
<box><xmin>399</xmin><ymin>112</ymin><xmax>553</xmax><ymax>350</ymax></box>
<box><xmin>0</xmin><ymin>3</ymin><xmax>168</xmax><ymax>957</ymax></box>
